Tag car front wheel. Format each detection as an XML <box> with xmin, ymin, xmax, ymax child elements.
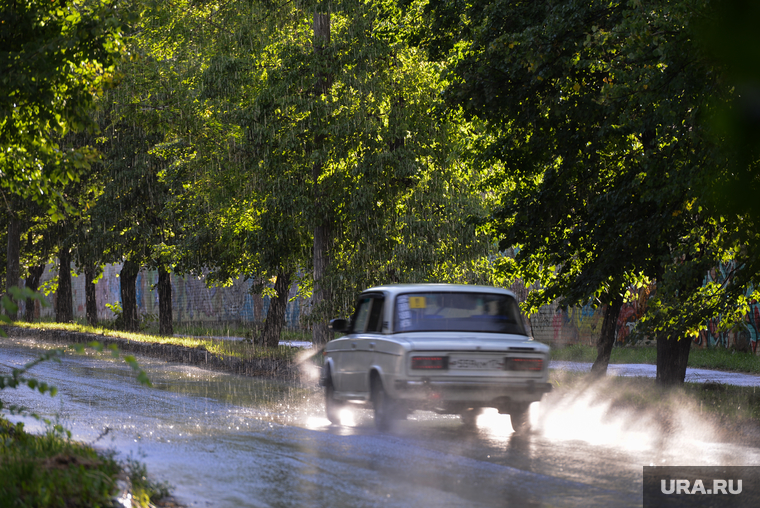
<box><xmin>324</xmin><ymin>375</ymin><xmax>343</xmax><ymax>425</ymax></box>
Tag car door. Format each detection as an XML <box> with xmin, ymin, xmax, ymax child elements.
<box><xmin>339</xmin><ymin>293</ymin><xmax>384</xmax><ymax>394</ymax></box>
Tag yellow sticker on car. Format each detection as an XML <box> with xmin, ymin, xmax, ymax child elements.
<box><xmin>409</xmin><ymin>296</ymin><xmax>427</xmax><ymax>309</ymax></box>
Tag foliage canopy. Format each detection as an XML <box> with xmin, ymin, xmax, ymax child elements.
<box><xmin>425</xmin><ymin>0</ymin><xmax>760</xmax><ymax>345</ymax></box>
<box><xmin>0</xmin><ymin>0</ymin><xmax>130</xmax><ymax>218</ymax></box>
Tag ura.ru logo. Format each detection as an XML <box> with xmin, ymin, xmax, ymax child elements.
<box><xmin>661</xmin><ymin>479</ymin><xmax>742</xmax><ymax>495</ymax></box>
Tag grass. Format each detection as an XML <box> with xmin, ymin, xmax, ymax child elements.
<box><xmin>688</xmin><ymin>347</ymin><xmax>760</xmax><ymax>373</ymax></box>
<box><xmin>686</xmin><ymin>382</ymin><xmax>760</xmax><ymax>422</ymax></box>
<box><xmin>9</xmin><ymin>320</ymin><xmax>307</xmax><ymax>363</ymax></box>
<box><xmin>141</xmin><ymin>319</ymin><xmax>312</xmax><ymax>343</ymax></box>
<box><xmin>550</xmin><ymin>343</ymin><xmax>760</xmax><ymax>374</ymax></box>
<box><xmin>0</xmin><ymin>417</ymin><xmax>170</xmax><ymax>508</ymax></box>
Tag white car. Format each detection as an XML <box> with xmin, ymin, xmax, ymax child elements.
<box><xmin>321</xmin><ymin>284</ymin><xmax>552</xmax><ymax>431</ymax></box>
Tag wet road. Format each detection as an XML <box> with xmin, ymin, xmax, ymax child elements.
<box><xmin>2</xmin><ymin>338</ymin><xmax>759</xmax><ymax>507</ymax></box>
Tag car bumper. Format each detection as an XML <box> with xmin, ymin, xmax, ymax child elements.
<box><xmin>392</xmin><ymin>377</ymin><xmax>552</xmax><ymax>403</ymax></box>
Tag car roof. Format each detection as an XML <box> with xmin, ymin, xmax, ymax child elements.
<box><xmin>361</xmin><ymin>283</ymin><xmax>518</xmax><ymax>299</ymax></box>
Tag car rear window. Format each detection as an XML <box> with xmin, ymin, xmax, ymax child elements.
<box><xmin>394</xmin><ymin>292</ymin><xmax>527</xmax><ymax>335</ymax></box>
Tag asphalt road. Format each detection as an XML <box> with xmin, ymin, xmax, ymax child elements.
<box><xmin>2</xmin><ymin>338</ymin><xmax>759</xmax><ymax>507</ymax></box>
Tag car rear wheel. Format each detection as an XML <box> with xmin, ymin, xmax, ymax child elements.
<box><xmin>460</xmin><ymin>408</ymin><xmax>481</xmax><ymax>427</ymax></box>
<box><xmin>371</xmin><ymin>377</ymin><xmax>393</xmax><ymax>431</ymax></box>
<box><xmin>510</xmin><ymin>403</ymin><xmax>531</xmax><ymax>433</ymax></box>
<box><xmin>324</xmin><ymin>375</ymin><xmax>343</xmax><ymax>425</ymax></box>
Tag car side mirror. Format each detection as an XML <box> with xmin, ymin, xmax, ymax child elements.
<box><xmin>329</xmin><ymin>318</ymin><xmax>349</xmax><ymax>333</ymax></box>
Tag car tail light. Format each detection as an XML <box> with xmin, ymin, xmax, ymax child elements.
<box><xmin>505</xmin><ymin>357</ymin><xmax>543</xmax><ymax>371</ymax></box>
<box><xmin>411</xmin><ymin>356</ymin><xmax>449</xmax><ymax>370</ymax></box>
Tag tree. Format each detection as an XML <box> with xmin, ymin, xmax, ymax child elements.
<box><xmin>0</xmin><ymin>0</ymin><xmax>129</xmax><ymax>218</ymax></box>
<box><xmin>0</xmin><ymin>2</ymin><xmax>156</xmax><ymax>438</ymax></box>
<box><xmin>2</xmin><ymin>0</ymin><xmax>132</xmax><ymax>325</ymax></box>
<box><xmin>85</xmin><ymin>109</ymin><xmax>177</xmax><ymax>333</ymax></box>
<box><xmin>73</xmin><ymin>7</ymin><xmax>190</xmax><ymax>335</ymax></box>
<box><xmin>24</xmin><ymin>265</ymin><xmax>46</xmax><ymax>322</ymax></box>
<box><xmin>136</xmin><ymin>0</ymin><xmax>493</xmax><ymax>347</ymax></box>
<box><xmin>55</xmin><ymin>244</ymin><xmax>74</xmax><ymax>323</ymax></box>
<box><xmin>698</xmin><ymin>0</ymin><xmax>760</xmax><ymax>228</ymax></box>
<box><xmin>425</xmin><ymin>0</ymin><xmax>758</xmax><ymax>384</ymax></box>
<box><xmin>4</xmin><ymin>196</ymin><xmax>56</xmax><ymax>322</ymax></box>
<box><xmin>5</xmin><ymin>207</ymin><xmax>22</xmax><ymax>321</ymax></box>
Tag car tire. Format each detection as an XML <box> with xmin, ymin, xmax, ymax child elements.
<box><xmin>460</xmin><ymin>408</ymin><xmax>481</xmax><ymax>427</ymax></box>
<box><xmin>371</xmin><ymin>377</ymin><xmax>393</xmax><ymax>431</ymax></box>
<box><xmin>324</xmin><ymin>375</ymin><xmax>343</xmax><ymax>425</ymax></box>
<box><xmin>510</xmin><ymin>403</ymin><xmax>531</xmax><ymax>433</ymax></box>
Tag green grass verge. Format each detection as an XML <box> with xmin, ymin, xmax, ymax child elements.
<box><xmin>9</xmin><ymin>321</ymin><xmax>306</xmax><ymax>362</ymax></box>
<box><xmin>142</xmin><ymin>320</ymin><xmax>312</xmax><ymax>344</ymax></box>
<box><xmin>550</xmin><ymin>344</ymin><xmax>760</xmax><ymax>374</ymax></box>
<box><xmin>0</xmin><ymin>417</ymin><xmax>170</xmax><ymax>508</ymax></box>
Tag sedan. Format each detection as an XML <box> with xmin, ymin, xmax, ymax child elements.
<box><xmin>321</xmin><ymin>284</ymin><xmax>552</xmax><ymax>431</ymax></box>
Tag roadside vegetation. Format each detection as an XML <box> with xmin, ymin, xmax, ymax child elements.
<box><xmin>0</xmin><ymin>416</ymin><xmax>171</xmax><ymax>508</ymax></box>
<box><xmin>550</xmin><ymin>344</ymin><xmax>760</xmax><ymax>375</ymax></box>
<box><xmin>1</xmin><ymin>293</ymin><xmax>172</xmax><ymax>506</ymax></box>
<box><xmin>8</xmin><ymin>321</ymin><xmax>308</xmax><ymax>363</ymax></box>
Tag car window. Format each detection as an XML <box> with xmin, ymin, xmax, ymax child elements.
<box><xmin>352</xmin><ymin>297</ymin><xmax>373</xmax><ymax>333</ymax></box>
<box><xmin>366</xmin><ymin>298</ymin><xmax>384</xmax><ymax>332</ymax></box>
<box><xmin>352</xmin><ymin>296</ymin><xmax>385</xmax><ymax>333</ymax></box>
<box><xmin>394</xmin><ymin>292</ymin><xmax>526</xmax><ymax>335</ymax></box>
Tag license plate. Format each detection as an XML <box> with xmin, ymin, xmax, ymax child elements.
<box><xmin>449</xmin><ymin>357</ymin><xmax>502</xmax><ymax>370</ymax></box>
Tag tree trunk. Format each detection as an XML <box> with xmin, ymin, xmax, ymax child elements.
<box><xmin>313</xmin><ymin>13</ymin><xmax>331</xmax><ymax>95</ymax></box>
<box><xmin>85</xmin><ymin>264</ymin><xmax>98</xmax><ymax>327</ymax></box>
<box><xmin>311</xmin><ymin>12</ymin><xmax>334</xmax><ymax>346</ymax></box>
<box><xmin>591</xmin><ymin>295</ymin><xmax>624</xmax><ymax>375</ymax></box>
<box><xmin>260</xmin><ymin>270</ymin><xmax>292</xmax><ymax>348</ymax></box>
<box><xmin>24</xmin><ymin>264</ymin><xmax>45</xmax><ymax>322</ymax></box>
<box><xmin>6</xmin><ymin>216</ymin><xmax>22</xmax><ymax>320</ymax></box>
<box><xmin>312</xmin><ymin>222</ymin><xmax>333</xmax><ymax>345</ymax></box>
<box><xmin>55</xmin><ymin>249</ymin><xmax>73</xmax><ymax>323</ymax></box>
<box><xmin>655</xmin><ymin>257</ymin><xmax>700</xmax><ymax>386</ymax></box>
<box><xmin>120</xmin><ymin>260</ymin><xmax>140</xmax><ymax>332</ymax></box>
<box><xmin>158</xmin><ymin>265</ymin><xmax>173</xmax><ymax>336</ymax></box>
<box><xmin>656</xmin><ymin>333</ymin><xmax>693</xmax><ymax>386</ymax></box>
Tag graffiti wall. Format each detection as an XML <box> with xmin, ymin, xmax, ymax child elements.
<box><xmin>521</xmin><ymin>278</ymin><xmax>757</xmax><ymax>354</ymax></box>
<box><xmin>22</xmin><ymin>263</ymin><xmax>305</xmax><ymax>329</ymax></box>
<box><xmin>693</xmin><ymin>263</ymin><xmax>759</xmax><ymax>353</ymax></box>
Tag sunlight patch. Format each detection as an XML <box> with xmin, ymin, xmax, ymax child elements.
<box><xmin>476</xmin><ymin>408</ymin><xmax>513</xmax><ymax>438</ymax></box>
<box><xmin>338</xmin><ymin>408</ymin><xmax>356</xmax><ymax>427</ymax></box>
